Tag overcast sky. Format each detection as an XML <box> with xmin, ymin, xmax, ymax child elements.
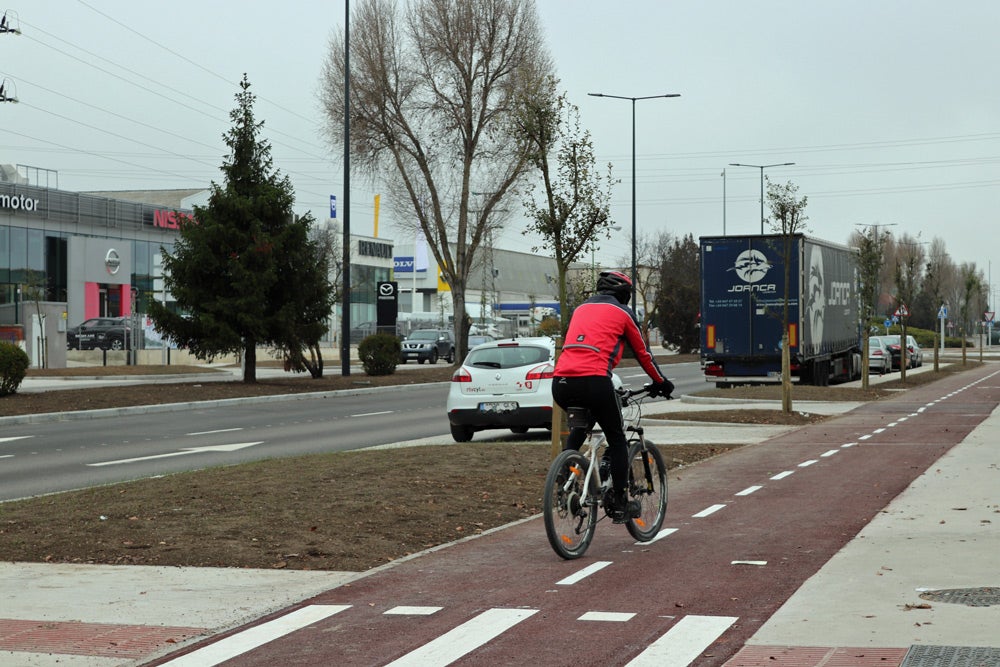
<box><xmin>3</xmin><ymin>1</ymin><xmax>998</xmax><ymax>286</ymax></box>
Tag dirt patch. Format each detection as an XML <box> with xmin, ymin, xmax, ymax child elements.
<box><xmin>0</xmin><ymin>442</ymin><xmax>732</xmax><ymax>572</ymax></box>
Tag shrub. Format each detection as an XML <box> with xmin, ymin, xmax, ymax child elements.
<box><xmin>358</xmin><ymin>333</ymin><xmax>400</xmax><ymax>376</ymax></box>
<box><xmin>0</xmin><ymin>341</ymin><xmax>30</xmax><ymax>397</ymax></box>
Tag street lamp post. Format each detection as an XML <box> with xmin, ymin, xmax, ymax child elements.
<box><xmin>589</xmin><ymin>92</ymin><xmax>680</xmax><ymax>305</ymax></box>
<box><xmin>728</xmin><ymin>162</ymin><xmax>795</xmax><ymax>234</ymax></box>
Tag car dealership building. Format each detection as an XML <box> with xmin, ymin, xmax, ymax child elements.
<box><xmin>1</xmin><ymin>165</ymin><xmax>563</xmax><ymax>368</ymax></box>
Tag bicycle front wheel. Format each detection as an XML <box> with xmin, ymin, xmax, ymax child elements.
<box><xmin>625</xmin><ymin>440</ymin><xmax>667</xmax><ymax>542</ymax></box>
<box><xmin>543</xmin><ymin>449</ymin><xmax>598</xmax><ymax>559</ymax></box>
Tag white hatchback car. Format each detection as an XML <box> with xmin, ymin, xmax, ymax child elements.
<box><xmin>446</xmin><ymin>337</ymin><xmax>555</xmax><ymax>442</ymax></box>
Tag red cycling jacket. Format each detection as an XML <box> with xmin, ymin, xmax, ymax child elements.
<box><xmin>554</xmin><ymin>293</ymin><xmax>666</xmax><ymax>383</ymax></box>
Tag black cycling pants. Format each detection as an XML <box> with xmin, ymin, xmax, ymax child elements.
<box><xmin>551</xmin><ymin>375</ymin><xmax>628</xmax><ymax>494</ymax></box>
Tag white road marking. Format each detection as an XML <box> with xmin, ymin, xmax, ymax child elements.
<box><xmin>798</xmin><ymin>459</ymin><xmax>818</xmax><ymax>467</ymax></box>
<box><xmin>735</xmin><ymin>485</ymin><xmax>762</xmax><ymax>496</ymax></box>
<box><xmin>386</xmin><ymin>608</ymin><xmax>538</xmax><ymax>667</ymax></box>
<box><xmin>624</xmin><ymin>614</ymin><xmax>738</xmax><ymax>667</ymax></box>
<box><xmin>385</xmin><ymin>606</ymin><xmax>442</xmax><ymax>615</ymax></box>
<box><xmin>0</xmin><ymin>436</ymin><xmax>33</xmax><ymax>443</ymax></box>
<box><xmin>557</xmin><ymin>560</ymin><xmax>612</xmax><ymax>585</ymax></box>
<box><xmin>858</xmin><ymin>434</ymin><xmax>872</xmax><ymax>440</ymax></box>
<box><xmin>636</xmin><ymin>527</ymin><xmax>678</xmax><ymax>545</ymax></box>
<box><xmin>873</xmin><ymin>428</ymin><xmax>886</xmax><ymax>434</ymax></box>
<box><xmin>0</xmin><ymin>454</ymin><xmax>12</xmax><ymax>459</ymax></box>
<box><xmin>841</xmin><ymin>442</ymin><xmax>857</xmax><ymax>448</ymax></box>
<box><xmin>692</xmin><ymin>504</ymin><xmax>726</xmax><ymax>518</ymax></box>
<box><xmin>580</xmin><ymin>611</ymin><xmax>636</xmax><ymax>622</ymax></box>
<box><xmin>185</xmin><ymin>428</ymin><xmax>242</xmax><ymax>436</ymax></box>
<box><xmin>352</xmin><ymin>410</ymin><xmax>394</xmax><ymax>417</ymax></box>
<box><xmin>160</xmin><ymin>604</ymin><xmax>350</xmax><ymax>666</ymax></box>
<box><xmin>770</xmin><ymin>471</ymin><xmax>794</xmax><ymax>480</ymax></box>
<box><xmin>820</xmin><ymin>449</ymin><xmax>838</xmax><ymax>457</ymax></box>
<box><xmin>732</xmin><ymin>560</ymin><xmax>767</xmax><ymax>566</ymax></box>
<box><xmin>87</xmin><ymin>442</ymin><xmax>264</xmax><ymax>466</ymax></box>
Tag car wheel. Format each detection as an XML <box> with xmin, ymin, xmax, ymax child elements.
<box><xmin>446</xmin><ymin>347</ymin><xmax>455</xmax><ymax>363</ymax></box>
<box><xmin>429</xmin><ymin>349</ymin><xmax>439</xmax><ymax>364</ymax></box>
<box><xmin>510</xmin><ymin>426</ymin><xmax>529</xmax><ymax>434</ymax></box>
<box><xmin>109</xmin><ymin>338</ymin><xmax>124</xmax><ymax>351</ymax></box>
<box><xmin>450</xmin><ymin>424</ymin><xmax>474</xmax><ymax>442</ymax></box>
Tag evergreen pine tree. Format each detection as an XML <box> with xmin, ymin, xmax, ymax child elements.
<box><xmin>149</xmin><ymin>76</ymin><xmax>333</xmax><ymax>382</ymax></box>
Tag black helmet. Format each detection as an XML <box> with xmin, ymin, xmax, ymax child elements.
<box><xmin>597</xmin><ymin>270</ymin><xmax>632</xmax><ymax>305</ymax></box>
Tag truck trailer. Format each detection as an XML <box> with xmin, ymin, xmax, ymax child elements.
<box><xmin>700</xmin><ymin>234</ymin><xmax>861</xmax><ymax>387</ymax></box>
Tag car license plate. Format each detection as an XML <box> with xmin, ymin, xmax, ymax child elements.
<box><xmin>479</xmin><ymin>401</ymin><xmax>517</xmax><ymax>413</ymax></box>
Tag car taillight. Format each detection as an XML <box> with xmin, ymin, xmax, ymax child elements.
<box><xmin>526</xmin><ymin>363</ymin><xmax>554</xmax><ymax>381</ymax></box>
<box><xmin>705</xmin><ymin>362</ymin><xmax>723</xmax><ymax>377</ymax></box>
<box><xmin>452</xmin><ymin>368</ymin><xmax>472</xmax><ymax>383</ymax></box>
<box><xmin>872</xmin><ymin>350</ymin><xmax>884</xmax><ymax>356</ymax></box>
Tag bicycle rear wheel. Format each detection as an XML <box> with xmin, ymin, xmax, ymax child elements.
<box><xmin>625</xmin><ymin>439</ymin><xmax>667</xmax><ymax>542</ymax></box>
<box><xmin>543</xmin><ymin>449</ymin><xmax>598</xmax><ymax>559</ymax></box>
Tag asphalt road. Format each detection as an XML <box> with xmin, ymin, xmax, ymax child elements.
<box><xmin>1</xmin><ymin>363</ymin><xmax>704</xmax><ymax>502</ymax></box>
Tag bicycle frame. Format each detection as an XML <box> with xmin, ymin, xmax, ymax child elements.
<box><xmin>566</xmin><ymin>387</ymin><xmax>648</xmax><ymax>511</ymax></box>
<box><xmin>545</xmin><ymin>384</ymin><xmax>667</xmax><ymax>559</ymax></box>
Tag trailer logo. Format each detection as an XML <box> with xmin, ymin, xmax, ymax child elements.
<box><xmin>730</xmin><ymin>249</ymin><xmax>772</xmax><ymax>283</ymax></box>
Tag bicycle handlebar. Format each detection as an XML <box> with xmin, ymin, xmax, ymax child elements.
<box><xmin>617</xmin><ymin>383</ymin><xmax>673</xmax><ymax>401</ymax></box>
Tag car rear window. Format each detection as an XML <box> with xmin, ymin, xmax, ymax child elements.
<box><xmin>467</xmin><ymin>345</ymin><xmax>550</xmax><ymax>369</ymax></box>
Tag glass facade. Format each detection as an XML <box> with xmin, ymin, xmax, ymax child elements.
<box><xmin>349</xmin><ymin>263</ymin><xmax>392</xmax><ymax>328</ymax></box>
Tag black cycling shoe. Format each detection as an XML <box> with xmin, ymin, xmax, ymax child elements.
<box><xmin>605</xmin><ymin>490</ymin><xmax>641</xmax><ymax>524</ymax></box>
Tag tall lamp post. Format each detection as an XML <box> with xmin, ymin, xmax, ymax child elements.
<box><xmin>728</xmin><ymin>162</ymin><xmax>795</xmax><ymax>234</ymax></box>
<box><xmin>589</xmin><ymin>92</ymin><xmax>680</xmax><ymax>305</ymax></box>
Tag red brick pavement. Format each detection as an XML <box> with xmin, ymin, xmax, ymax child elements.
<box><xmin>0</xmin><ymin>618</ymin><xmax>207</xmax><ymax>659</ymax></box>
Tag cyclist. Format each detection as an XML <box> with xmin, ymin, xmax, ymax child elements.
<box><xmin>552</xmin><ymin>270</ymin><xmax>674</xmax><ymax>523</ymax></box>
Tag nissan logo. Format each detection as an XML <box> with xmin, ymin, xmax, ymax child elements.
<box><xmin>105</xmin><ymin>248</ymin><xmax>122</xmax><ymax>275</ymax></box>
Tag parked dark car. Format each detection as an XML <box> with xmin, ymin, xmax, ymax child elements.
<box><xmin>878</xmin><ymin>334</ymin><xmax>922</xmax><ymax>369</ymax></box>
<box><xmin>400</xmin><ymin>328</ymin><xmax>455</xmax><ymax>364</ymax></box>
<box><xmin>66</xmin><ymin>317</ymin><xmax>132</xmax><ymax>350</ymax></box>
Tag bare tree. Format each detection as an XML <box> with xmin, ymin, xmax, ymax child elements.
<box><xmin>319</xmin><ymin>0</ymin><xmax>553</xmax><ymax>360</ymax></box>
<box><xmin>850</xmin><ymin>226</ymin><xmax>891</xmax><ymax>388</ymax></box>
<box><xmin>766</xmin><ymin>179</ymin><xmax>809</xmax><ymax>413</ymax></box>
<box><xmin>520</xmin><ymin>84</ymin><xmax>616</xmax><ymax>333</ymax></box>
<box><xmin>614</xmin><ymin>230</ymin><xmax>671</xmax><ymax>344</ymax></box>
<box><xmin>893</xmin><ymin>234</ymin><xmax>925</xmax><ymax>381</ymax></box>
<box><xmin>22</xmin><ymin>269</ymin><xmax>48</xmax><ymax>368</ymax></box>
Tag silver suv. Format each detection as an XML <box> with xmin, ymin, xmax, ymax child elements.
<box><xmin>400</xmin><ymin>329</ymin><xmax>455</xmax><ymax>364</ymax></box>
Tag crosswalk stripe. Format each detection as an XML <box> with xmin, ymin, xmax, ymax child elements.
<box><xmin>385</xmin><ymin>606</ymin><xmax>442</xmax><ymax>615</ymax></box>
<box><xmin>556</xmin><ymin>560</ymin><xmax>612</xmax><ymax>585</ymax></box>
<box><xmin>160</xmin><ymin>604</ymin><xmax>351</xmax><ymax>666</ymax></box>
<box><xmin>636</xmin><ymin>527</ymin><xmax>677</xmax><ymax>545</ymax></box>
<box><xmin>624</xmin><ymin>614</ymin><xmax>738</xmax><ymax>667</ymax></box>
<box><xmin>385</xmin><ymin>608</ymin><xmax>538</xmax><ymax>667</ymax></box>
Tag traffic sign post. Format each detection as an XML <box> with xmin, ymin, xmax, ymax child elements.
<box><xmin>938</xmin><ymin>304</ymin><xmax>948</xmax><ymax>352</ymax></box>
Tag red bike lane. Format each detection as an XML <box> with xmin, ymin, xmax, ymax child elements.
<box><xmin>150</xmin><ymin>365</ymin><xmax>999</xmax><ymax>667</ymax></box>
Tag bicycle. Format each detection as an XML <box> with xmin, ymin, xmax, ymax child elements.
<box><xmin>543</xmin><ymin>384</ymin><xmax>668</xmax><ymax>559</ymax></box>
